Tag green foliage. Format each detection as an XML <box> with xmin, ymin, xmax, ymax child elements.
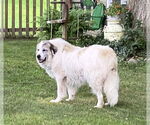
<box><xmin>118</xmin><ymin>21</ymin><xmax>146</xmax><ymax>59</ymax></box>
<box><xmin>36</xmin><ymin>9</ymin><xmax>91</xmax><ymax>40</ymax></box>
<box><xmin>82</xmin><ymin>0</ymin><xmax>94</xmax><ymax>8</ymax></box>
<box><xmin>70</xmin><ymin>33</ymin><xmax>108</xmax><ymax>47</ymax></box>
<box><xmin>35</xmin><ymin>8</ymin><xmax>61</xmax><ymax>41</ymax></box>
<box><xmin>120</xmin><ymin>10</ymin><xmax>133</xmax><ymax>30</ymax></box>
<box><xmin>118</xmin><ymin>10</ymin><xmax>146</xmax><ymax>59</ymax></box>
<box><xmin>75</xmin><ymin>20</ymin><xmax>146</xmax><ymax>60</ymax></box>
<box><xmin>67</xmin><ymin>9</ymin><xmax>91</xmax><ymax>38</ymax></box>
<box><xmin>106</xmin><ymin>2</ymin><xmax>127</xmax><ymax>16</ymax></box>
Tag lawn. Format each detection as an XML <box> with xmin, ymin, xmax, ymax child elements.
<box><xmin>4</xmin><ymin>39</ymin><xmax>146</xmax><ymax>125</ymax></box>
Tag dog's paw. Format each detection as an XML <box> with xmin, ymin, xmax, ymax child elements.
<box><xmin>65</xmin><ymin>98</ymin><xmax>70</xmax><ymax>101</ymax></box>
<box><xmin>65</xmin><ymin>98</ymin><xmax>74</xmax><ymax>101</ymax></box>
<box><xmin>50</xmin><ymin>99</ymin><xmax>60</xmax><ymax>103</ymax></box>
<box><xmin>94</xmin><ymin>105</ymin><xmax>103</xmax><ymax>108</ymax></box>
<box><xmin>105</xmin><ymin>102</ymin><xmax>109</xmax><ymax>106</ymax></box>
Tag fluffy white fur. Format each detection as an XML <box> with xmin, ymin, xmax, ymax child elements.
<box><xmin>36</xmin><ymin>38</ymin><xmax>119</xmax><ymax>108</ymax></box>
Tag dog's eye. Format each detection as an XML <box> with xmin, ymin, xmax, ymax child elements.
<box><xmin>43</xmin><ymin>49</ymin><xmax>47</xmax><ymax>52</ymax></box>
<box><xmin>37</xmin><ymin>49</ymin><xmax>39</xmax><ymax>51</ymax></box>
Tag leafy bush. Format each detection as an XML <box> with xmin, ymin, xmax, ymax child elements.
<box><xmin>67</xmin><ymin>9</ymin><xmax>91</xmax><ymax>38</ymax></box>
<box><xmin>70</xmin><ymin>33</ymin><xmax>108</xmax><ymax>46</ymax></box>
<box><xmin>35</xmin><ymin>8</ymin><xmax>91</xmax><ymax>41</ymax></box>
<box><xmin>75</xmin><ymin>20</ymin><xmax>146</xmax><ymax>60</ymax></box>
<box><xmin>118</xmin><ymin>21</ymin><xmax>146</xmax><ymax>59</ymax></box>
<box><xmin>120</xmin><ymin>9</ymin><xmax>133</xmax><ymax>30</ymax></box>
<box><xmin>35</xmin><ymin>9</ymin><xmax>61</xmax><ymax>41</ymax></box>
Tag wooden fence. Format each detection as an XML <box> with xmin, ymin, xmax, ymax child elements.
<box><xmin>4</xmin><ymin>0</ymin><xmax>60</xmax><ymax>38</ymax></box>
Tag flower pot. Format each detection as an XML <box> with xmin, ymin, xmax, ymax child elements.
<box><xmin>104</xmin><ymin>16</ymin><xmax>124</xmax><ymax>41</ymax></box>
<box><xmin>107</xmin><ymin>16</ymin><xmax>120</xmax><ymax>21</ymax></box>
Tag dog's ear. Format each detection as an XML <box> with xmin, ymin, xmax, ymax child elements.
<box><xmin>49</xmin><ymin>43</ymin><xmax>57</xmax><ymax>55</ymax></box>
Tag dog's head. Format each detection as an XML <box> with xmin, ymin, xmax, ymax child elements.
<box><xmin>36</xmin><ymin>41</ymin><xmax>57</xmax><ymax>67</ymax></box>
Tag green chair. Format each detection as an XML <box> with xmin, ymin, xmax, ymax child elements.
<box><xmin>82</xmin><ymin>0</ymin><xmax>106</xmax><ymax>30</ymax></box>
<box><xmin>91</xmin><ymin>3</ymin><xmax>106</xmax><ymax>30</ymax></box>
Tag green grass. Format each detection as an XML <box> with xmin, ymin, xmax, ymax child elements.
<box><xmin>4</xmin><ymin>39</ymin><xmax>146</xmax><ymax>125</ymax></box>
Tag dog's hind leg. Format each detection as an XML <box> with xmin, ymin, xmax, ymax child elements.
<box><xmin>66</xmin><ymin>85</ymin><xmax>77</xmax><ymax>101</ymax></box>
<box><xmin>104</xmin><ymin>70</ymin><xmax>119</xmax><ymax>107</ymax></box>
<box><xmin>93</xmin><ymin>87</ymin><xmax>104</xmax><ymax>108</ymax></box>
<box><xmin>89</xmin><ymin>80</ymin><xmax>104</xmax><ymax>108</ymax></box>
<box><xmin>50</xmin><ymin>77</ymin><xmax>67</xmax><ymax>103</ymax></box>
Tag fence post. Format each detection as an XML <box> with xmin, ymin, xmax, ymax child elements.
<box><xmin>40</xmin><ymin>0</ymin><xmax>43</xmax><ymax>17</ymax></box>
<box><xmin>19</xmin><ymin>0</ymin><xmax>22</xmax><ymax>37</ymax></box>
<box><xmin>62</xmin><ymin>2</ymin><xmax>68</xmax><ymax>40</ymax></box>
<box><xmin>40</xmin><ymin>0</ymin><xmax>43</xmax><ymax>31</ymax></box>
<box><xmin>54</xmin><ymin>0</ymin><xmax>57</xmax><ymax>9</ymax></box>
<box><xmin>12</xmin><ymin>0</ymin><xmax>15</xmax><ymax>38</ymax></box>
<box><xmin>47</xmin><ymin>0</ymin><xmax>50</xmax><ymax>21</ymax></box>
<box><xmin>33</xmin><ymin>0</ymin><xmax>36</xmax><ymax>35</ymax></box>
<box><xmin>26</xmin><ymin>0</ymin><xmax>29</xmax><ymax>37</ymax></box>
<box><xmin>5</xmin><ymin>0</ymin><xmax>8</xmax><ymax>37</ymax></box>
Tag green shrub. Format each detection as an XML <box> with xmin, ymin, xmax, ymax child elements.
<box><xmin>35</xmin><ymin>8</ymin><xmax>61</xmax><ymax>41</ymax></box>
<box><xmin>118</xmin><ymin>20</ymin><xmax>146</xmax><ymax>59</ymax></box>
<box><xmin>67</xmin><ymin>9</ymin><xmax>91</xmax><ymax>38</ymax></box>
<box><xmin>35</xmin><ymin>8</ymin><xmax>91</xmax><ymax>41</ymax></box>
<box><xmin>120</xmin><ymin>9</ymin><xmax>133</xmax><ymax>30</ymax></box>
<box><xmin>75</xmin><ymin>20</ymin><xmax>146</xmax><ymax>60</ymax></box>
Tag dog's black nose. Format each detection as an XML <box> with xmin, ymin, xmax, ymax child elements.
<box><xmin>37</xmin><ymin>55</ymin><xmax>41</xmax><ymax>59</ymax></box>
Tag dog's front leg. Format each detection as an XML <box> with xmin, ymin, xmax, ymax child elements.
<box><xmin>66</xmin><ymin>86</ymin><xmax>77</xmax><ymax>101</ymax></box>
<box><xmin>50</xmin><ymin>77</ymin><xmax>67</xmax><ymax>103</ymax></box>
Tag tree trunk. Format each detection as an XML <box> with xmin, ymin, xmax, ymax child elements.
<box><xmin>128</xmin><ymin>0</ymin><xmax>149</xmax><ymax>26</ymax></box>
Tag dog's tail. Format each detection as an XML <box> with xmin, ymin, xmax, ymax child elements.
<box><xmin>103</xmin><ymin>66</ymin><xmax>119</xmax><ymax>107</ymax></box>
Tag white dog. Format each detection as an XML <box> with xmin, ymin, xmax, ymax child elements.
<box><xmin>36</xmin><ymin>38</ymin><xmax>119</xmax><ymax>108</ymax></box>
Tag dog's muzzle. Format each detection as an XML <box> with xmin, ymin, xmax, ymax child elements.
<box><xmin>37</xmin><ymin>55</ymin><xmax>46</xmax><ymax>63</ymax></box>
